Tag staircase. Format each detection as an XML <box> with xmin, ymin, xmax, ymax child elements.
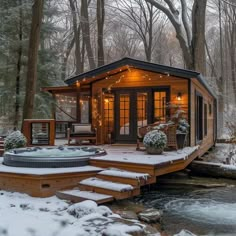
<box><xmin>0</xmin><ymin>137</ymin><xmax>4</xmax><ymax>156</ymax></box>
<box><xmin>56</xmin><ymin>168</ymin><xmax>156</xmax><ymax>204</ymax></box>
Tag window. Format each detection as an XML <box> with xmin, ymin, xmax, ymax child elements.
<box><xmin>137</xmin><ymin>93</ymin><xmax>148</xmax><ymax>131</ymax></box>
<box><xmin>209</xmin><ymin>103</ymin><xmax>212</xmax><ymax>115</ymax></box>
<box><xmin>196</xmin><ymin>93</ymin><xmax>203</xmax><ymax>142</ymax></box>
<box><xmin>204</xmin><ymin>103</ymin><xmax>207</xmax><ymax>136</ymax></box>
<box><xmin>119</xmin><ymin>94</ymin><xmax>130</xmax><ymax>135</ymax></box>
<box><xmin>55</xmin><ymin>94</ymin><xmax>77</xmax><ymax>121</ymax></box>
<box><xmin>104</xmin><ymin>94</ymin><xmax>114</xmax><ymax>142</ymax></box>
<box><xmin>154</xmin><ymin>91</ymin><xmax>167</xmax><ymax>122</ymax></box>
<box><xmin>80</xmin><ymin>93</ymin><xmax>90</xmax><ymax>123</ymax></box>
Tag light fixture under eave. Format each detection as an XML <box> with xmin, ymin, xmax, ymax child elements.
<box><xmin>177</xmin><ymin>92</ymin><xmax>182</xmax><ymax>101</ymax></box>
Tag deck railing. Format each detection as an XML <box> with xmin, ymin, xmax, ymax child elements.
<box><xmin>22</xmin><ymin>119</ymin><xmax>55</xmax><ymax>146</ymax></box>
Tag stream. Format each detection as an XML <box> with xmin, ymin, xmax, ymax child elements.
<box><xmin>135</xmin><ymin>185</ymin><xmax>236</xmax><ymax>235</ymax></box>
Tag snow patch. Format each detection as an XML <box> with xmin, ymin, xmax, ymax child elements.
<box><xmin>80</xmin><ymin>177</ymin><xmax>134</xmax><ymax>192</ymax></box>
<box><xmin>99</xmin><ymin>168</ymin><xmax>150</xmax><ymax>180</ymax></box>
<box><xmin>0</xmin><ymin>191</ymin><xmax>148</xmax><ymax>236</ymax></box>
<box><xmin>67</xmin><ymin>200</ymin><xmax>112</xmax><ymax>218</ymax></box>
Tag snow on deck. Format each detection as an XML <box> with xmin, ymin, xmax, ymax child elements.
<box><xmin>99</xmin><ymin>168</ymin><xmax>150</xmax><ymax>179</ymax></box>
<box><xmin>80</xmin><ymin>177</ymin><xmax>134</xmax><ymax>191</ymax></box>
<box><xmin>91</xmin><ymin>146</ymin><xmax>199</xmax><ymax>166</ymax></box>
<box><xmin>0</xmin><ymin>157</ymin><xmax>103</xmax><ymax>175</ymax></box>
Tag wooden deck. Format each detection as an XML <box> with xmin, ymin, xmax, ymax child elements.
<box><xmin>0</xmin><ymin>145</ymin><xmax>200</xmax><ymax>201</ymax></box>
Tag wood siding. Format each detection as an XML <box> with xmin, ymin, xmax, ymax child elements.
<box><xmin>190</xmin><ymin>78</ymin><xmax>215</xmax><ymax>155</ymax></box>
<box><xmin>90</xmin><ymin>68</ymin><xmax>189</xmax><ymax>144</ymax></box>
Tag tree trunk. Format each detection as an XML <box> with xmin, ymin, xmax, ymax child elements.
<box><xmin>81</xmin><ymin>0</ymin><xmax>96</xmax><ymax>70</ymax></box>
<box><xmin>22</xmin><ymin>0</ymin><xmax>44</xmax><ymax>120</ymax></box>
<box><xmin>14</xmin><ymin>0</ymin><xmax>23</xmax><ymax>129</ymax></box>
<box><xmin>192</xmin><ymin>0</ymin><xmax>207</xmax><ymax>75</ymax></box>
<box><xmin>97</xmin><ymin>0</ymin><xmax>105</xmax><ymax>66</ymax></box>
<box><xmin>69</xmin><ymin>0</ymin><xmax>83</xmax><ymax>74</ymax></box>
<box><xmin>145</xmin><ymin>0</ymin><xmax>207</xmax><ymax>74</ymax></box>
<box><xmin>61</xmin><ymin>36</ymin><xmax>75</xmax><ymax>81</ymax></box>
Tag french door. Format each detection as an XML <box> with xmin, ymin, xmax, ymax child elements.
<box><xmin>114</xmin><ymin>88</ymin><xmax>169</xmax><ymax>143</ymax></box>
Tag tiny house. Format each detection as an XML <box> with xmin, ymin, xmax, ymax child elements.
<box><xmin>43</xmin><ymin>57</ymin><xmax>217</xmax><ymax>156</ymax></box>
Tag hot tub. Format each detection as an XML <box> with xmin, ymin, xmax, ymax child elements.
<box><xmin>3</xmin><ymin>146</ymin><xmax>106</xmax><ymax>168</ymax></box>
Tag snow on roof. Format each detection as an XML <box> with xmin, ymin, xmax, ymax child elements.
<box><xmin>91</xmin><ymin>146</ymin><xmax>199</xmax><ymax>166</ymax></box>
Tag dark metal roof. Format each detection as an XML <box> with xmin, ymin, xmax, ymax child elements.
<box><xmin>65</xmin><ymin>57</ymin><xmax>216</xmax><ymax>99</ymax></box>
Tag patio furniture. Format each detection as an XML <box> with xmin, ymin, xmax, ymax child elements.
<box><xmin>67</xmin><ymin>124</ymin><xmax>97</xmax><ymax>145</ymax></box>
<box><xmin>136</xmin><ymin>123</ymin><xmax>158</xmax><ymax>151</ymax></box>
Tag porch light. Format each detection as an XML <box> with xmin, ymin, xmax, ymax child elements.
<box><xmin>177</xmin><ymin>92</ymin><xmax>182</xmax><ymax>101</ymax></box>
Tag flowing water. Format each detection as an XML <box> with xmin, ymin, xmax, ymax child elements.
<box><xmin>135</xmin><ymin>186</ymin><xmax>236</xmax><ymax>235</ymax></box>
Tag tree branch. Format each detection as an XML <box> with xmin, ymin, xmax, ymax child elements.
<box><xmin>180</xmin><ymin>0</ymin><xmax>191</xmax><ymax>46</ymax></box>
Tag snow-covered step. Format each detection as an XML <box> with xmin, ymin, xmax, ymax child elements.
<box><xmin>78</xmin><ymin>177</ymin><xmax>140</xmax><ymax>200</ymax></box>
<box><xmin>56</xmin><ymin>190</ymin><xmax>114</xmax><ymax>204</ymax></box>
<box><xmin>97</xmin><ymin>168</ymin><xmax>156</xmax><ymax>186</ymax></box>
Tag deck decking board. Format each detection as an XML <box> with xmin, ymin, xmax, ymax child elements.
<box><xmin>0</xmin><ymin>146</ymin><xmax>200</xmax><ymax>200</ymax></box>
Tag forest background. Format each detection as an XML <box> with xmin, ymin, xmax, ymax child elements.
<box><xmin>0</xmin><ymin>0</ymin><xmax>235</xmax><ymax>138</ymax></box>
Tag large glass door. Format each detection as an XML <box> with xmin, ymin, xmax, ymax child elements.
<box><xmin>115</xmin><ymin>93</ymin><xmax>136</xmax><ymax>142</ymax></box>
<box><xmin>114</xmin><ymin>88</ymin><xmax>169</xmax><ymax>143</ymax></box>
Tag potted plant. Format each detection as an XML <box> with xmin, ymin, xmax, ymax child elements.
<box><xmin>143</xmin><ymin>129</ymin><xmax>167</xmax><ymax>154</ymax></box>
<box><xmin>167</xmin><ymin>103</ymin><xmax>190</xmax><ymax>149</ymax></box>
<box><xmin>176</xmin><ymin>118</ymin><xmax>189</xmax><ymax>149</ymax></box>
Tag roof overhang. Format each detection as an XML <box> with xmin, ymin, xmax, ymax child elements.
<box><xmin>64</xmin><ymin>57</ymin><xmax>216</xmax><ymax>99</ymax></box>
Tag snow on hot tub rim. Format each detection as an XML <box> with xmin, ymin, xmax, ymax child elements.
<box><xmin>3</xmin><ymin>146</ymin><xmax>107</xmax><ymax>168</ymax></box>
<box><xmin>4</xmin><ymin>146</ymin><xmax>107</xmax><ymax>159</ymax></box>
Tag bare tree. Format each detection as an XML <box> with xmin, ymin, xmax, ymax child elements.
<box><xmin>115</xmin><ymin>0</ymin><xmax>163</xmax><ymax>62</ymax></box>
<box><xmin>106</xmin><ymin>23</ymin><xmax>141</xmax><ymax>61</ymax></box>
<box><xmin>69</xmin><ymin>0</ymin><xmax>84</xmax><ymax>74</ymax></box>
<box><xmin>145</xmin><ymin>0</ymin><xmax>207</xmax><ymax>74</ymax></box>
<box><xmin>224</xmin><ymin>2</ymin><xmax>236</xmax><ymax>103</ymax></box>
<box><xmin>22</xmin><ymin>0</ymin><xmax>44</xmax><ymax>121</ymax></box>
<box><xmin>97</xmin><ymin>0</ymin><xmax>105</xmax><ymax>66</ymax></box>
<box><xmin>14</xmin><ymin>0</ymin><xmax>23</xmax><ymax>128</ymax></box>
<box><xmin>81</xmin><ymin>0</ymin><xmax>96</xmax><ymax>69</ymax></box>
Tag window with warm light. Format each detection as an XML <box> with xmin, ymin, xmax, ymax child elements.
<box><xmin>104</xmin><ymin>94</ymin><xmax>114</xmax><ymax>142</ymax></box>
<box><xmin>154</xmin><ymin>91</ymin><xmax>167</xmax><ymax>122</ymax></box>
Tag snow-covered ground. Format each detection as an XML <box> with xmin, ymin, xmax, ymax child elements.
<box><xmin>202</xmin><ymin>143</ymin><xmax>236</xmax><ymax>165</ymax></box>
<box><xmin>0</xmin><ymin>191</ymin><xmax>149</xmax><ymax>236</ymax></box>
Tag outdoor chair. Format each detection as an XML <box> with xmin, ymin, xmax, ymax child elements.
<box><xmin>67</xmin><ymin>124</ymin><xmax>97</xmax><ymax>145</ymax></box>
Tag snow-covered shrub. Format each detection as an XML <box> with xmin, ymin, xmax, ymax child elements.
<box><xmin>143</xmin><ymin>130</ymin><xmax>167</xmax><ymax>150</ymax></box>
<box><xmin>224</xmin><ymin>105</ymin><xmax>236</xmax><ymax>140</ymax></box>
<box><xmin>4</xmin><ymin>130</ymin><xmax>27</xmax><ymax>151</ymax></box>
<box><xmin>67</xmin><ymin>200</ymin><xmax>112</xmax><ymax>218</ymax></box>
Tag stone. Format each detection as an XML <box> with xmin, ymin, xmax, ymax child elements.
<box><xmin>138</xmin><ymin>208</ymin><xmax>162</xmax><ymax>223</ymax></box>
<box><xmin>115</xmin><ymin>210</ymin><xmax>138</xmax><ymax>220</ymax></box>
<box><xmin>174</xmin><ymin>229</ymin><xmax>197</xmax><ymax>236</ymax></box>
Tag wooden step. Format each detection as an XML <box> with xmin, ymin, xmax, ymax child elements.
<box><xmin>56</xmin><ymin>190</ymin><xmax>114</xmax><ymax>204</ymax></box>
<box><xmin>78</xmin><ymin>177</ymin><xmax>140</xmax><ymax>200</ymax></box>
<box><xmin>97</xmin><ymin>169</ymin><xmax>156</xmax><ymax>186</ymax></box>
